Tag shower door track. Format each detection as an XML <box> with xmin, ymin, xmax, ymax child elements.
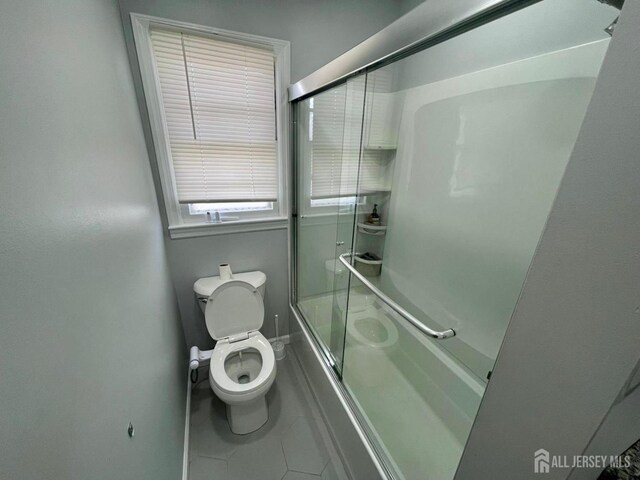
<box><xmin>288</xmin><ymin>0</ymin><xmax>539</xmax><ymax>101</ymax></box>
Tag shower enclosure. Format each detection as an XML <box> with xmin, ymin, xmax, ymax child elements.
<box><xmin>291</xmin><ymin>1</ymin><xmax>619</xmax><ymax>478</ymax></box>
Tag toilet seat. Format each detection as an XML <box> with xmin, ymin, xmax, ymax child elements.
<box><xmin>204</xmin><ymin>280</ymin><xmax>264</xmax><ymax>340</ymax></box>
<box><xmin>209</xmin><ymin>332</ymin><xmax>276</xmax><ymax>399</ymax></box>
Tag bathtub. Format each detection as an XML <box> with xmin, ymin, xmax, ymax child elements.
<box><xmin>298</xmin><ymin>288</ymin><xmax>485</xmax><ymax>480</ymax></box>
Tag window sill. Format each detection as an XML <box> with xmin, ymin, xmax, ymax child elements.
<box><xmin>168</xmin><ymin>216</ymin><xmax>288</xmax><ymax>239</ymax></box>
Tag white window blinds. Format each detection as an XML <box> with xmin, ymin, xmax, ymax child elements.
<box><xmin>310</xmin><ymin>82</ymin><xmax>389</xmax><ymax>199</ymax></box>
<box><xmin>150</xmin><ymin>28</ymin><xmax>278</xmax><ymax>203</ymax></box>
<box><xmin>309</xmin><ymin>85</ymin><xmax>348</xmax><ymax>199</ymax></box>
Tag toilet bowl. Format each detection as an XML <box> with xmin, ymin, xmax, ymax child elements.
<box><xmin>194</xmin><ymin>273</ymin><xmax>276</xmax><ymax>435</ymax></box>
<box><xmin>209</xmin><ymin>332</ymin><xmax>276</xmax><ymax>434</ymax></box>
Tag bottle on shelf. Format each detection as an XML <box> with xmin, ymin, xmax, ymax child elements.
<box><xmin>367</xmin><ymin>204</ymin><xmax>381</xmax><ymax>225</ymax></box>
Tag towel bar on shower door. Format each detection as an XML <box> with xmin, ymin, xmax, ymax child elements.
<box><xmin>338</xmin><ymin>253</ymin><xmax>456</xmax><ymax>339</ymax></box>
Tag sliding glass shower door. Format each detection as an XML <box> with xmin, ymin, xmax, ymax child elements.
<box><xmin>293</xmin><ymin>1</ymin><xmax>617</xmax><ymax>478</ymax></box>
<box><xmin>294</xmin><ymin>76</ymin><xmax>366</xmax><ymax>373</ymax></box>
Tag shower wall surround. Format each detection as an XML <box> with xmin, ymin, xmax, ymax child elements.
<box><xmin>381</xmin><ymin>39</ymin><xmax>608</xmax><ymax>380</ymax></box>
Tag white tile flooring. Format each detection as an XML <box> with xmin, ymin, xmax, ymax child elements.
<box><xmin>188</xmin><ymin>346</ymin><xmax>349</xmax><ymax>480</ymax></box>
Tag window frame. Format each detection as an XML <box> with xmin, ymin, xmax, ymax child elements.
<box><xmin>131</xmin><ymin>13</ymin><xmax>290</xmax><ymax>238</ymax></box>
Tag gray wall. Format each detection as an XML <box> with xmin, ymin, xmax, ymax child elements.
<box><xmin>166</xmin><ymin>229</ymin><xmax>290</xmax><ymax>349</ymax></box>
<box><xmin>455</xmin><ymin>1</ymin><xmax>640</xmax><ymax>478</ymax></box>
<box><xmin>0</xmin><ymin>1</ymin><xmax>186</xmax><ymax>479</ymax></box>
<box><xmin>117</xmin><ymin>0</ymin><xmax>408</xmax><ymax>348</ymax></box>
<box><xmin>397</xmin><ymin>0</ymin><xmax>425</xmax><ymax>17</ymax></box>
<box><xmin>119</xmin><ymin>0</ymin><xmax>407</xmax><ymax>84</ymax></box>
<box><xmin>570</xmin><ymin>382</ymin><xmax>640</xmax><ymax>480</ymax></box>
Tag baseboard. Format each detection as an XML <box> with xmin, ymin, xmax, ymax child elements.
<box><xmin>182</xmin><ymin>370</ymin><xmax>192</xmax><ymax>480</ymax></box>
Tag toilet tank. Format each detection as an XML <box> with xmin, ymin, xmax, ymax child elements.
<box><xmin>194</xmin><ymin>270</ymin><xmax>266</xmax><ymax>313</ymax></box>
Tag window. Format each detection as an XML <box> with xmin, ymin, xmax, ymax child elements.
<box><xmin>131</xmin><ymin>15</ymin><xmax>290</xmax><ymax>237</ymax></box>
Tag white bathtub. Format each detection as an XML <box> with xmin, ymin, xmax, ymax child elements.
<box><xmin>298</xmin><ymin>289</ymin><xmax>485</xmax><ymax>480</ymax></box>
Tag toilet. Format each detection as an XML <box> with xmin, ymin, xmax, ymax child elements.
<box><xmin>193</xmin><ymin>271</ymin><xmax>276</xmax><ymax>435</ymax></box>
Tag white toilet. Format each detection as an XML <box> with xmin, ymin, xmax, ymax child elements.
<box><xmin>194</xmin><ymin>271</ymin><xmax>276</xmax><ymax>435</ymax></box>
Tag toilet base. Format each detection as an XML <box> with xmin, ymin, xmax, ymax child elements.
<box><xmin>226</xmin><ymin>396</ymin><xmax>268</xmax><ymax>435</ymax></box>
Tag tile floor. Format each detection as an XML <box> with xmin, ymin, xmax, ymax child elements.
<box><xmin>188</xmin><ymin>345</ymin><xmax>349</xmax><ymax>480</ymax></box>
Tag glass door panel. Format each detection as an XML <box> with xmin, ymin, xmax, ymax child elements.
<box><xmin>339</xmin><ymin>1</ymin><xmax>617</xmax><ymax>478</ymax></box>
<box><xmin>295</xmin><ymin>79</ymin><xmax>366</xmax><ymax>372</ymax></box>
<box><xmin>328</xmin><ymin>75</ymin><xmax>368</xmax><ymax>374</ymax></box>
<box><xmin>294</xmin><ymin>84</ymin><xmax>346</xmax><ymax>368</ymax></box>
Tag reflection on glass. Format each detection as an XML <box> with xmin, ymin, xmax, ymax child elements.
<box><xmin>295</xmin><ymin>84</ymin><xmax>346</xmax><ymax>368</ymax></box>
<box><xmin>295</xmin><ymin>0</ymin><xmax>617</xmax><ymax>478</ymax></box>
<box><xmin>343</xmin><ymin>290</ymin><xmax>484</xmax><ymax>479</ymax></box>
<box><xmin>295</xmin><ymin>77</ymin><xmax>367</xmax><ymax>372</ymax></box>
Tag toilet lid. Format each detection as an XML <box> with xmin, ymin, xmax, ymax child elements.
<box><xmin>204</xmin><ymin>280</ymin><xmax>264</xmax><ymax>340</ymax></box>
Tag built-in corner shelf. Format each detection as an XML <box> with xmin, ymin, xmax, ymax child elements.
<box><xmin>357</xmin><ymin>222</ymin><xmax>387</xmax><ymax>236</ymax></box>
<box><xmin>354</xmin><ymin>253</ymin><xmax>383</xmax><ymax>277</ymax></box>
